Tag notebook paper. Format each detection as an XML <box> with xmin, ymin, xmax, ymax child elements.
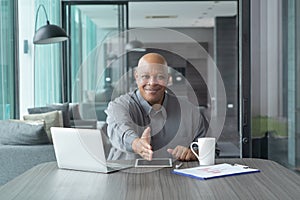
<box><xmin>173</xmin><ymin>163</ymin><xmax>260</xmax><ymax>180</ymax></box>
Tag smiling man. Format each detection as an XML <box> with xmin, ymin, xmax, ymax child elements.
<box><xmin>135</xmin><ymin>53</ymin><xmax>168</xmax><ymax>106</ymax></box>
<box><xmin>106</xmin><ymin>53</ymin><xmax>207</xmax><ymax>161</ymax></box>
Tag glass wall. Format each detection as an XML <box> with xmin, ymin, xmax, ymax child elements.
<box><xmin>251</xmin><ymin>0</ymin><xmax>300</xmax><ymax>170</ymax></box>
<box><xmin>63</xmin><ymin>3</ymin><xmax>127</xmax><ymax>121</ymax></box>
<box><xmin>0</xmin><ymin>0</ymin><xmax>16</xmax><ymax>119</ymax></box>
<box><xmin>69</xmin><ymin>5</ymin><xmax>98</xmax><ymax>102</ymax></box>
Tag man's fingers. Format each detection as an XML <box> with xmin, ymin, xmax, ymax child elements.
<box><xmin>167</xmin><ymin>149</ymin><xmax>173</xmax><ymax>154</ymax></box>
<box><xmin>168</xmin><ymin>148</ymin><xmax>179</xmax><ymax>158</ymax></box>
<box><xmin>177</xmin><ymin>148</ymin><xmax>188</xmax><ymax>160</ymax></box>
<box><xmin>179</xmin><ymin>149</ymin><xmax>189</xmax><ymax>160</ymax></box>
<box><xmin>141</xmin><ymin>148</ymin><xmax>153</xmax><ymax>160</ymax></box>
<box><xmin>174</xmin><ymin>148</ymin><xmax>181</xmax><ymax>158</ymax></box>
<box><xmin>185</xmin><ymin>150</ymin><xmax>194</xmax><ymax>160</ymax></box>
<box><xmin>168</xmin><ymin>146</ymin><xmax>193</xmax><ymax>161</ymax></box>
<box><xmin>168</xmin><ymin>147</ymin><xmax>181</xmax><ymax>159</ymax></box>
<box><xmin>140</xmin><ymin>138</ymin><xmax>152</xmax><ymax>150</ymax></box>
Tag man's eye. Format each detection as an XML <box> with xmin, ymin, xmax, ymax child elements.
<box><xmin>141</xmin><ymin>75</ymin><xmax>150</xmax><ymax>79</ymax></box>
<box><xmin>157</xmin><ymin>75</ymin><xmax>165</xmax><ymax>80</ymax></box>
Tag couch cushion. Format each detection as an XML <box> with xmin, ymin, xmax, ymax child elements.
<box><xmin>28</xmin><ymin>103</ymin><xmax>71</xmax><ymax>127</ymax></box>
<box><xmin>23</xmin><ymin>110</ymin><xmax>64</xmax><ymax>143</ymax></box>
<box><xmin>69</xmin><ymin>103</ymin><xmax>81</xmax><ymax>120</ymax></box>
<box><xmin>0</xmin><ymin>120</ymin><xmax>49</xmax><ymax>145</ymax></box>
<box><xmin>70</xmin><ymin>119</ymin><xmax>97</xmax><ymax>129</ymax></box>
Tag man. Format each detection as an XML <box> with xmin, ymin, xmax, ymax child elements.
<box><xmin>106</xmin><ymin>53</ymin><xmax>207</xmax><ymax>161</ymax></box>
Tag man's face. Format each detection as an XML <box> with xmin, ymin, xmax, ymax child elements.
<box><xmin>135</xmin><ymin>64</ymin><xmax>169</xmax><ymax>105</ymax></box>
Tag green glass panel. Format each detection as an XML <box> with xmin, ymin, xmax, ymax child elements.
<box><xmin>0</xmin><ymin>0</ymin><xmax>15</xmax><ymax>119</ymax></box>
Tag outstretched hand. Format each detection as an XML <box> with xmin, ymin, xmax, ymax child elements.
<box><xmin>167</xmin><ymin>145</ymin><xmax>197</xmax><ymax>161</ymax></box>
<box><xmin>132</xmin><ymin>127</ymin><xmax>153</xmax><ymax>160</ymax></box>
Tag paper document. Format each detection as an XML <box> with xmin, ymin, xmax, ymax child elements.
<box><xmin>173</xmin><ymin>163</ymin><xmax>260</xmax><ymax>180</ymax></box>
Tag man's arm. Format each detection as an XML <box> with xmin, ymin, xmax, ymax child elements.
<box><xmin>106</xmin><ymin>97</ymin><xmax>140</xmax><ymax>152</ymax></box>
<box><xmin>106</xmin><ymin>95</ymin><xmax>153</xmax><ymax>160</ymax></box>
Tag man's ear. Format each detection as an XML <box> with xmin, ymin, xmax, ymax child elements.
<box><xmin>134</xmin><ymin>70</ymin><xmax>138</xmax><ymax>79</ymax></box>
<box><xmin>134</xmin><ymin>69</ymin><xmax>139</xmax><ymax>83</ymax></box>
<box><xmin>167</xmin><ymin>74</ymin><xmax>173</xmax><ymax>86</ymax></box>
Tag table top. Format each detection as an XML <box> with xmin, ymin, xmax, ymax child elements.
<box><xmin>0</xmin><ymin>158</ymin><xmax>300</xmax><ymax>200</ymax></box>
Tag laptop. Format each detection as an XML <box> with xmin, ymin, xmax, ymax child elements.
<box><xmin>50</xmin><ymin>127</ymin><xmax>132</xmax><ymax>173</ymax></box>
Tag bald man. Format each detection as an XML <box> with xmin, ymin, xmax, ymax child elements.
<box><xmin>106</xmin><ymin>53</ymin><xmax>207</xmax><ymax>161</ymax></box>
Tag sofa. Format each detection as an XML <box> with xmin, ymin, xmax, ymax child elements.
<box><xmin>0</xmin><ymin>103</ymin><xmax>109</xmax><ymax>185</ymax></box>
<box><xmin>0</xmin><ymin>144</ymin><xmax>56</xmax><ymax>185</ymax></box>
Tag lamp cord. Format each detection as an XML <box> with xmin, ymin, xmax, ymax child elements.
<box><xmin>34</xmin><ymin>4</ymin><xmax>49</xmax><ymax>31</ymax></box>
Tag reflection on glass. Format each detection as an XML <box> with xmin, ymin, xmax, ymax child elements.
<box><xmin>64</xmin><ymin>1</ymin><xmax>239</xmax><ymax>158</ymax></box>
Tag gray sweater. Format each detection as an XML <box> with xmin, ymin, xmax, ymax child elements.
<box><xmin>106</xmin><ymin>90</ymin><xmax>207</xmax><ymax>160</ymax></box>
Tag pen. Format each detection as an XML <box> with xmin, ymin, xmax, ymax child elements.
<box><xmin>233</xmin><ymin>163</ymin><xmax>250</xmax><ymax>169</ymax></box>
<box><xmin>175</xmin><ymin>163</ymin><xmax>183</xmax><ymax>169</ymax></box>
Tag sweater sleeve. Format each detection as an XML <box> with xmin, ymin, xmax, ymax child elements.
<box><xmin>105</xmin><ymin>95</ymin><xmax>140</xmax><ymax>152</ymax></box>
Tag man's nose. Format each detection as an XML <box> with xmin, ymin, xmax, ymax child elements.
<box><xmin>148</xmin><ymin>76</ymin><xmax>158</xmax><ymax>84</ymax></box>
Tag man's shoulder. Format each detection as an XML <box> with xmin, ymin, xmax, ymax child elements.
<box><xmin>166</xmin><ymin>92</ymin><xmax>194</xmax><ymax>106</ymax></box>
<box><xmin>165</xmin><ymin>93</ymin><xmax>203</xmax><ymax>115</ymax></box>
<box><xmin>109</xmin><ymin>91</ymin><xmax>139</xmax><ymax>106</ymax></box>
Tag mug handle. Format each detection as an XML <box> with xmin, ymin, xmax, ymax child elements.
<box><xmin>190</xmin><ymin>142</ymin><xmax>199</xmax><ymax>160</ymax></box>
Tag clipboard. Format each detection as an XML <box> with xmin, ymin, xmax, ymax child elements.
<box><xmin>173</xmin><ymin>163</ymin><xmax>260</xmax><ymax>180</ymax></box>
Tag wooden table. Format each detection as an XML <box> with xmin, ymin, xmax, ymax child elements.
<box><xmin>0</xmin><ymin>158</ymin><xmax>299</xmax><ymax>200</ymax></box>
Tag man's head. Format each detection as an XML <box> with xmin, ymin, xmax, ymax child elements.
<box><xmin>135</xmin><ymin>53</ymin><xmax>169</xmax><ymax>105</ymax></box>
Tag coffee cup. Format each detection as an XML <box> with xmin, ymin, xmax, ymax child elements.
<box><xmin>190</xmin><ymin>137</ymin><xmax>215</xmax><ymax>166</ymax></box>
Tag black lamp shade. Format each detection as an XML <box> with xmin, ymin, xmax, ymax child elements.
<box><xmin>33</xmin><ymin>23</ymin><xmax>68</xmax><ymax>44</ymax></box>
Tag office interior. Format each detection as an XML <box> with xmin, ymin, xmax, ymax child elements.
<box><xmin>1</xmin><ymin>0</ymin><xmax>299</xmax><ymax>174</ymax></box>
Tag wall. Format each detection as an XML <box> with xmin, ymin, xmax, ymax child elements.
<box><xmin>172</xmin><ymin>27</ymin><xmax>214</xmax><ymax>58</ymax></box>
<box><xmin>18</xmin><ymin>0</ymin><xmax>35</xmax><ymax>118</ymax></box>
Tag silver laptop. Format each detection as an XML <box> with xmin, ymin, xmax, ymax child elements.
<box><xmin>51</xmin><ymin>127</ymin><xmax>132</xmax><ymax>173</ymax></box>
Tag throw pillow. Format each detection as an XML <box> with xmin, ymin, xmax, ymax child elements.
<box><xmin>0</xmin><ymin>120</ymin><xmax>49</xmax><ymax>145</ymax></box>
<box><xmin>27</xmin><ymin>102</ymin><xmax>71</xmax><ymax>127</ymax></box>
<box><xmin>48</xmin><ymin>103</ymin><xmax>71</xmax><ymax>127</ymax></box>
<box><xmin>69</xmin><ymin>103</ymin><xmax>81</xmax><ymax>120</ymax></box>
<box><xmin>23</xmin><ymin>110</ymin><xmax>64</xmax><ymax>143</ymax></box>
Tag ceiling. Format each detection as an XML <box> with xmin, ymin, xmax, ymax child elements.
<box><xmin>78</xmin><ymin>1</ymin><xmax>237</xmax><ymax>28</ymax></box>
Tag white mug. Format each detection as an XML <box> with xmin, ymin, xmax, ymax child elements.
<box><xmin>190</xmin><ymin>137</ymin><xmax>215</xmax><ymax>166</ymax></box>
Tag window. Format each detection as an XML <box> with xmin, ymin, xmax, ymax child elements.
<box><xmin>0</xmin><ymin>0</ymin><xmax>16</xmax><ymax>119</ymax></box>
<box><xmin>251</xmin><ymin>0</ymin><xmax>300</xmax><ymax>170</ymax></box>
<box><xmin>63</xmin><ymin>2</ymin><xmax>127</xmax><ymax>121</ymax></box>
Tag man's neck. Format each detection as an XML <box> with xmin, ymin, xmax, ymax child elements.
<box><xmin>152</xmin><ymin>103</ymin><xmax>162</xmax><ymax>111</ymax></box>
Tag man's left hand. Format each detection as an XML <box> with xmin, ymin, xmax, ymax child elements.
<box><xmin>167</xmin><ymin>146</ymin><xmax>197</xmax><ymax>161</ymax></box>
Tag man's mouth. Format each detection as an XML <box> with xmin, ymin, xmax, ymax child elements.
<box><xmin>144</xmin><ymin>87</ymin><xmax>161</xmax><ymax>93</ymax></box>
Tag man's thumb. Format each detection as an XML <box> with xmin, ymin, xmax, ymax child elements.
<box><xmin>141</xmin><ymin>127</ymin><xmax>151</xmax><ymax>142</ymax></box>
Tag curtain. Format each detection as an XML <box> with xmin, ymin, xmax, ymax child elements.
<box><xmin>34</xmin><ymin>0</ymin><xmax>62</xmax><ymax>106</ymax></box>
